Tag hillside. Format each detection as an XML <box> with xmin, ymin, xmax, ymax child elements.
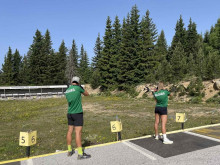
<box><xmin>85</xmin><ymin>79</ymin><xmax>220</xmax><ymax>102</ymax></box>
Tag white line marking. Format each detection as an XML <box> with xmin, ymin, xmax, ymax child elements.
<box><xmin>184</xmin><ymin>131</ymin><xmax>220</xmax><ymax>142</ymax></box>
<box><xmin>26</xmin><ymin>159</ymin><xmax>34</xmax><ymax>165</ymax></box>
<box><xmin>122</xmin><ymin>141</ymin><xmax>156</xmax><ymax>160</ymax></box>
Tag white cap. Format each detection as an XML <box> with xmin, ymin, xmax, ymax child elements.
<box><xmin>72</xmin><ymin>76</ymin><xmax>80</xmax><ymax>83</ymax></box>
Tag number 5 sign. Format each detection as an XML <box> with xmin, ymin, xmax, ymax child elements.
<box><xmin>110</xmin><ymin>121</ymin><xmax>122</xmax><ymax>132</ymax></box>
<box><xmin>19</xmin><ymin>131</ymin><xmax>37</xmax><ymax>146</ymax></box>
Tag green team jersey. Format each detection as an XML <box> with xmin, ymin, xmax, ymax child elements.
<box><xmin>65</xmin><ymin>85</ymin><xmax>85</xmax><ymax>114</ymax></box>
<box><xmin>153</xmin><ymin>89</ymin><xmax>170</xmax><ymax>107</ymax></box>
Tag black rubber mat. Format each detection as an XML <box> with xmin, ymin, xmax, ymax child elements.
<box><xmin>130</xmin><ymin>132</ymin><xmax>220</xmax><ymax>158</ymax></box>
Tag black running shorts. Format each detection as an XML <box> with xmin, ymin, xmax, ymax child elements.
<box><xmin>155</xmin><ymin>107</ymin><xmax>167</xmax><ymax>115</ymax></box>
<box><xmin>67</xmin><ymin>113</ymin><xmax>83</xmax><ymax>126</ymax></box>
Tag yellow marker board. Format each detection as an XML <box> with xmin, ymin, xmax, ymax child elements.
<box><xmin>110</xmin><ymin>121</ymin><xmax>122</xmax><ymax>132</ymax></box>
<box><xmin>19</xmin><ymin>131</ymin><xmax>37</xmax><ymax>146</ymax></box>
<box><xmin>176</xmin><ymin>113</ymin><xmax>186</xmax><ymax>123</ymax></box>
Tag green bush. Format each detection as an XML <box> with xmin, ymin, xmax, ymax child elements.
<box><xmin>189</xmin><ymin>96</ymin><xmax>203</xmax><ymax>104</ymax></box>
<box><xmin>115</xmin><ymin>91</ymin><xmax>128</xmax><ymax>98</ymax></box>
<box><xmin>90</xmin><ymin>69</ymin><xmax>101</xmax><ymax>89</ymax></box>
<box><xmin>187</xmin><ymin>78</ymin><xmax>204</xmax><ymax>97</ymax></box>
<box><xmin>127</xmin><ymin>88</ymin><xmax>139</xmax><ymax>98</ymax></box>
<box><xmin>206</xmin><ymin>96</ymin><xmax>220</xmax><ymax>104</ymax></box>
<box><xmin>177</xmin><ymin>84</ymin><xmax>186</xmax><ymax>93</ymax></box>
<box><xmin>179</xmin><ymin>91</ymin><xmax>186</xmax><ymax>97</ymax></box>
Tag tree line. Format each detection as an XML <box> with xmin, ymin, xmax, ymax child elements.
<box><xmin>1</xmin><ymin>5</ymin><xmax>220</xmax><ymax>91</ymax></box>
<box><xmin>0</xmin><ymin>29</ymin><xmax>91</xmax><ymax>86</ymax></box>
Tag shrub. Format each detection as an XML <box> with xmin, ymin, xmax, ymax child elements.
<box><xmin>127</xmin><ymin>87</ymin><xmax>139</xmax><ymax>98</ymax></box>
<box><xmin>190</xmin><ymin>96</ymin><xmax>203</xmax><ymax>104</ymax></box>
<box><xmin>177</xmin><ymin>84</ymin><xmax>186</xmax><ymax>93</ymax></box>
<box><xmin>187</xmin><ymin>78</ymin><xmax>204</xmax><ymax>97</ymax></box>
<box><xmin>90</xmin><ymin>69</ymin><xmax>101</xmax><ymax>89</ymax></box>
<box><xmin>206</xmin><ymin>96</ymin><xmax>220</xmax><ymax>104</ymax></box>
<box><xmin>179</xmin><ymin>91</ymin><xmax>186</xmax><ymax>97</ymax></box>
<box><xmin>115</xmin><ymin>91</ymin><xmax>128</xmax><ymax>98</ymax></box>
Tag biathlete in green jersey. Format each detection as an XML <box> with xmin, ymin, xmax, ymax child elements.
<box><xmin>153</xmin><ymin>82</ymin><xmax>173</xmax><ymax>144</ymax></box>
<box><xmin>65</xmin><ymin>76</ymin><xmax>91</xmax><ymax>159</ymax></box>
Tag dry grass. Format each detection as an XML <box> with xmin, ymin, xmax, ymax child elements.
<box><xmin>0</xmin><ymin>96</ymin><xmax>220</xmax><ymax>161</ymax></box>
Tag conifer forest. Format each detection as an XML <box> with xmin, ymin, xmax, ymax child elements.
<box><xmin>1</xmin><ymin>5</ymin><xmax>220</xmax><ymax>91</ymax></box>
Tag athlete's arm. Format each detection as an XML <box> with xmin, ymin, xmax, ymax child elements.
<box><xmin>78</xmin><ymin>84</ymin><xmax>89</xmax><ymax>96</ymax></box>
<box><xmin>169</xmin><ymin>93</ymin><xmax>172</xmax><ymax>97</ymax></box>
<box><xmin>82</xmin><ymin>90</ymin><xmax>89</xmax><ymax>96</ymax></box>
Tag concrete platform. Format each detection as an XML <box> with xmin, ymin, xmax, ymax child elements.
<box><xmin>1</xmin><ymin>124</ymin><xmax>220</xmax><ymax>165</ymax></box>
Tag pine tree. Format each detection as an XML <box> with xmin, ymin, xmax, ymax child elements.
<box><xmin>99</xmin><ymin>16</ymin><xmax>113</xmax><ymax>90</ymax></box>
<box><xmin>118</xmin><ymin>15</ymin><xmax>132</xmax><ymax>90</ymax></box>
<box><xmin>185</xmin><ymin>18</ymin><xmax>199</xmax><ymax>62</ymax></box>
<box><xmin>170</xmin><ymin>42</ymin><xmax>187</xmax><ymax>82</ymax></box>
<box><xmin>155</xmin><ymin>59</ymin><xmax>172</xmax><ymax>83</ymax></box>
<box><xmin>91</xmin><ymin>33</ymin><xmax>103</xmax><ymax>89</ymax></box>
<box><xmin>13</xmin><ymin>49</ymin><xmax>22</xmax><ymax>85</ymax></box>
<box><xmin>203</xmin><ymin>31</ymin><xmax>213</xmax><ymax>56</ymax></box>
<box><xmin>79</xmin><ymin>45</ymin><xmax>90</xmax><ymax>84</ymax></box>
<box><xmin>168</xmin><ymin>15</ymin><xmax>186</xmax><ymax>61</ymax></box>
<box><xmin>109</xmin><ymin>15</ymin><xmax>122</xmax><ymax>88</ymax></box>
<box><xmin>90</xmin><ymin>69</ymin><xmax>101</xmax><ymax>89</ymax></box>
<box><xmin>82</xmin><ymin>51</ymin><xmax>91</xmax><ymax>83</ymax></box>
<box><xmin>42</xmin><ymin>29</ymin><xmax>53</xmax><ymax>84</ymax></box>
<box><xmin>29</xmin><ymin>29</ymin><xmax>44</xmax><ymax>85</ymax></box>
<box><xmin>138</xmin><ymin>10</ymin><xmax>157</xmax><ymax>83</ymax></box>
<box><xmin>205</xmin><ymin>51</ymin><xmax>220</xmax><ymax>79</ymax></box>
<box><xmin>2</xmin><ymin>47</ymin><xmax>13</xmax><ymax>85</ymax></box>
<box><xmin>49</xmin><ymin>50</ymin><xmax>59</xmax><ymax>84</ymax></box>
<box><xmin>154</xmin><ymin>30</ymin><xmax>169</xmax><ymax>82</ymax></box>
<box><xmin>155</xmin><ymin>30</ymin><xmax>167</xmax><ymax>61</ymax></box>
<box><xmin>20</xmin><ymin>55</ymin><xmax>30</xmax><ymax>85</ymax></box>
<box><xmin>209</xmin><ymin>18</ymin><xmax>220</xmax><ymax>54</ymax></box>
<box><xmin>56</xmin><ymin>40</ymin><xmax>67</xmax><ymax>84</ymax></box>
<box><xmin>195</xmin><ymin>47</ymin><xmax>206</xmax><ymax>79</ymax></box>
<box><xmin>92</xmin><ymin>33</ymin><xmax>103</xmax><ymax>70</ymax></box>
<box><xmin>66</xmin><ymin>39</ymin><xmax>78</xmax><ymax>84</ymax></box>
<box><xmin>129</xmin><ymin>5</ymin><xmax>142</xmax><ymax>84</ymax></box>
<box><xmin>0</xmin><ymin>70</ymin><xmax>3</xmax><ymax>85</ymax></box>
<box><xmin>187</xmin><ymin>53</ymin><xmax>195</xmax><ymax>76</ymax></box>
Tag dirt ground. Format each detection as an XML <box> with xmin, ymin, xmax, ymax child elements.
<box><xmin>84</xmin><ymin>78</ymin><xmax>220</xmax><ymax>102</ymax></box>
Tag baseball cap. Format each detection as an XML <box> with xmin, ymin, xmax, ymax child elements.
<box><xmin>72</xmin><ymin>76</ymin><xmax>80</xmax><ymax>83</ymax></box>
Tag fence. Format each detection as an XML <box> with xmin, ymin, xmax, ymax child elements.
<box><xmin>0</xmin><ymin>85</ymin><xmax>68</xmax><ymax>99</ymax></box>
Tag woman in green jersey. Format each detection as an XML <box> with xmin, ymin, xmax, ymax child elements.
<box><xmin>153</xmin><ymin>82</ymin><xmax>173</xmax><ymax>144</ymax></box>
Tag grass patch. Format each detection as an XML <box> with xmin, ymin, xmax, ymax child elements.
<box><xmin>0</xmin><ymin>96</ymin><xmax>220</xmax><ymax>161</ymax></box>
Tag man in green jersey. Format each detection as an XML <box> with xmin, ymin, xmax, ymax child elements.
<box><xmin>153</xmin><ymin>82</ymin><xmax>173</xmax><ymax>144</ymax></box>
<box><xmin>65</xmin><ymin>76</ymin><xmax>91</xmax><ymax>159</ymax></box>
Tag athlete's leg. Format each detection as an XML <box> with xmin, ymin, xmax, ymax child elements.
<box><xmin>161</xmin><ymin>115</ymin><xmax>167</xmax><ymax>134</ymax></box>
<box><xmin>154</xmin><ymin>113</ymin><xmax>160</xmax><ymax>136</ymax></box>
<box><xmin>75</xmin><ymin>126</ymin><xmax>82</xmax><ymax>148</ymax></box>
<box><xmin>67</xmin><ymin>125</ymin><xmax>74</xmax><ymax>145</ymax></box>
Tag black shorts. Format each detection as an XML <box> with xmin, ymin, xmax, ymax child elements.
<box><xmin>67</xmin><ymin>113</ymin><xmax>83</xmax><ymax>126</ymax></box>
<box><xmin>155</xmin><ymin>107</ymin><xmax>167</xmax><ymax>115</ymax></box>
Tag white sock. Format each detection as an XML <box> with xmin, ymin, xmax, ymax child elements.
<box><xmin>155</xmin><ymin>135</ymin><xmax>159</xmax><ymax>138</ymax></box>
<box><xmin>163</xmin><ymin>134</ymin><xmax>167</xmax><ymax>139</ymax></box>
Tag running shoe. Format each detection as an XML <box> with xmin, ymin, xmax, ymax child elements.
<box><xmin>163</xmin><ymin>138</ymin><xmax>173</xmax><ymax>144</ymax></box>
<box><xmin>67</xmin><ymin>149</ymin><xmax>74</xmax><ymax>157</ymax></box>
<box><xmin>154</xmin><ymin>135</ymin><xmax>159</xmax><ymax>140</ymax></box>
<box><xmin>77</xmin><ymin>153</ymin><xmax>91</xmax><ymax>160</ymax></box>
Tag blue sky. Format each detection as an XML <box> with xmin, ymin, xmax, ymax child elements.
<box><xmin>0</xmin><ymin>0</ymin><xmax>219</xmax><ymax>69</ymax></box>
